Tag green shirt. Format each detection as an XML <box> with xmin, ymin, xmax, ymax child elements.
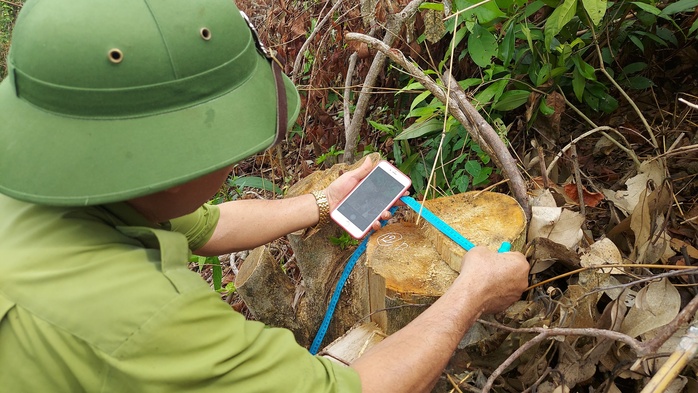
<box><xmin>0</xmin><ymin>195</ymin><xmax>361</xmax><ymax>392</ymax></box>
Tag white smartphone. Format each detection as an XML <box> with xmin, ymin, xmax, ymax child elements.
<box><xmin>330</xmin><ymin>160</ymin><xmax>412</xmax><ymax>239</ymax></box>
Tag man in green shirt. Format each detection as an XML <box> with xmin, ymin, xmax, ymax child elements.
<box><xmin>0</xmin><ymin>0</ymin><xmax>529</xmax><ymax>392</ymax></box>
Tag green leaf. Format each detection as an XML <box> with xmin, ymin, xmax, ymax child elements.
<box><xmin>544</xmin><ymin>0</ymin><xmax>578</xmax><ymax>48</ymax></box>
<box><xmin>629</xmin><ymin>34</ymin><xmax>645</xmax><ymax>52</ymax></box>
<box><xmin>458</xmin><ymin>78</ymin><xmax>484</xmax><ymax>89</ymax></box>
<box><xmin>634</xmin><ymin>30</ymin><xmax>668</xmax><ymax>46</ymax></box>
<box><xmin>622</xmin><ymin>62</ymin><xmax>647</xmax><ymax>75</ymax></box>
<box><xmin>465</xmin><ymin>160</ymin><xmax>482</xmax><ymax>177</ymax></box>
<box><xmin>499</xmin><ymin>21</ymin><xmax>516</xmax><ymax>65</ymax></box>
<box><xmin>572</xmin><ymin>55</ymin><xmax>596</xmax><ymax>80</ymax></box>
<box><xmin>409</xmin><ymin>90</ymin><xmax>433</xmax><ymax>113</ymax></box>
<box><xmin>473</xmin><ymin>79</ymin><xmax>508</xmax><ymax>109</ymax></box>
<box><xmin>407</xmin><ymin>106</ymin><xmax>440</xmax><ymax>119</ymax></box>
<box><xmin>656</xmin><ymin>26</ymin><xmax>678</xmax><ymax>46</ymax></box>
<box><xmin>625</xmin><ymin>75</ymin><xmax>655</xmax><ymax>89</ymax></box>
<box><xmin>395</xmin><ymin>118</ymin><xmax>443</xmax><ymax>140</ymax></box>
<box><xmin>535</xmin><ymin>63</ymin><xmax>552</xmax><ymax>86</ymax></box>
<box><xmin>492</xmin><ymin>90</ymin><xmax>531</xmax><ymax>111</ymax></box>
<box><xmin>690</xmin><ymin>18</ymin><xmax>698</xmax><ymax>35</ymax></box>
<box><xmin>473</xmin><ymin>167</ymin><xmax>492</xmax><ymax>185</ymax></box>
<box><xmin>209</xmin><ymin>256</ymin><xmax>222</xmax><ymax>291</ymax></box>
<box><xmin>368</xmin><ymin>120</ymin><xmax>396</xmax><ymax>135</ymax></box>
<box><xmin>631</xmin><ymin>2</ymin><xmax>661</xmax><ymax>16</ymax></box>
<box><xmin>662</xmin><ymin>0</ymin><xmax>698</xmax><ymax>16</ymax></box>
<box><xmin>455</xmin><ymin>0</ymin><xmax>506</xmax><ymax>24</ymax></box>
<box><xmin>454</xmin><ymin>175</ymin><xmax>470</xmax><ymax>193</ymax></box>
<box><xmin>539</xmin><ymin>98</ymin><xmax>556</xmax><ymax>116</ymax></box>
<box><xmin>397</xmin><ymin>81</ymin><xmax>425</xmax><ymax>94</ymax></box>
<box><xmin>572</xmin><ymin>67</ymin><xmax>586</xmax><ymax>102</ymax></box>
<box><xmin>419</xmin><ymin>2</ymin><xmax>445</xmax><ymax>11</ymax></box>
<box><xmin>229</xmin><ymin>176</ymin><xmax>282</xmax><ymax>194</ymax></box>
<box><xmin>582</xmin><ymin>0</ymin><xmax>607</xmax><ymax>25</ymax></box>
<box><xmin>467</xmin><ymin>24</ymin><xmax>498</xmax><ymax>68</ymax></box>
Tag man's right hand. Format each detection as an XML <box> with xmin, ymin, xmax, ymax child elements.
<box><xmin>456</xmin><ymin>245</ymin><xmax>530</xmax><ymax>315</ymax></box>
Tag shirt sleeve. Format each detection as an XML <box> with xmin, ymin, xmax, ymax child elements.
<box><xmin>169</xmin><ymin>203</ymin><xmax>220</xmax><ymax>251</ymax></box>
<box><xmin>100</xmin><ymin>268</ymin><xmax>362</xmax><ymax>393</ymax></box>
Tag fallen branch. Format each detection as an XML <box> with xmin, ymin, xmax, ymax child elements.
<box><xmin>345</xmin><ymin>32</ymin><xmax>531</xmax><ymax>218</ymax></box>
<box><xmin>342</xmin><ymin>0</ymin><xmax>425</xmax><ymax>162</ymax></box>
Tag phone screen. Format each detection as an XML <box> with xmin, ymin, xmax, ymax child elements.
<box><xmin>335</xmin><ymin>166</ymin><xmax>407</xmax><ymax>232</ymax></box>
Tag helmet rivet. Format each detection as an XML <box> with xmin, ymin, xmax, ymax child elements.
<box><xmin>108</xmin><ymin>49</ymin><xmax>124</xmax><ymax>64</ymax></box>
<box><xmin>200</xmin><ymin>27</ymin><xmax>212</xmax><ymax>41</ymax></box>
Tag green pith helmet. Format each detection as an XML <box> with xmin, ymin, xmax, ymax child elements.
<box><xmin>0</xmin><ymin>0</ymin><xmax>300</xmax><ymax>206</ymax></box>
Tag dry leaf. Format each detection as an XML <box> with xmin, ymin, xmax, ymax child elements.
<box><xmin>593</xmin><ymin>135</ymin><xmax>618</xmax><ymax>156</ymax></box>
<box><xmin>529</xmin><ymin>188</ymin><xmax>558</xmax><ymax>208</ymax></box>
<box><xmin>529</xmin><ymin>237</ymin><xmax>581</xmax><ymax>274</ymax></box>
<box><xmin>670</xmin><ymin>237</ymin><xmax>698</xmax><ymax>259</ymax></box>
<box><xmin>603</xmin><ymin>160</ymin><xmax>666</xmax><ymax>214</ymax></box>
<box><xmin>620</xmin><ymin>278</ymin><xmax>680</xmax><ymax>338</ymax></box>
<box><xmin>630</xmin><ymin>180</ymin><xmax>673</xmax><ymax>264</ymax></box>
<box><xmin>422</xmin><ymin>9</ymin><xmax>445</xmax><ymax>43</ymax></box>
<box><xmin>528</xmin><ymin>207</ymin><xmax>585</xmax><ymax>249</ymax></box>
<box><xmin>580</xmin><ymin>238</ymin><xmax>623</xmax><ymax>274</ymax></box>
<box><xmin>563</xmin><ymin>183</ymin><xmax>605</xmax><ymax>207</ymax></box>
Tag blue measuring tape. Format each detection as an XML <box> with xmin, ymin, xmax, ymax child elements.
<box><xmin>309</xmin><ymin>196</ymin><xmax>511</xmax><ymax>354</ymax></box>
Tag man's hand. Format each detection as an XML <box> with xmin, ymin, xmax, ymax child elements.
<box><xmin>456</xmin><ymin>246</ymin><xmax>530</xmax><ymax>315</ymax></box>
<box><xmin>324</xmin><ymin>157</ymin><xmax>403</xmax><ymax>231</ymax></box>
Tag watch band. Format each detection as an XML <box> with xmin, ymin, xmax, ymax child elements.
<box><xmin>311</xmin><ymin>190</ymin><xmax>330</xmax><ymax>226</ymax></box>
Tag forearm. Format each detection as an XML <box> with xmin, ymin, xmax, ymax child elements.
<box><xmin>351</xmin><ymin>276</ymin><xmax>483</xmax><ymax>393</ymax></box>
<box><xmin>195</xmin><ymin>194</ymin><xmax>319</xmax><ymax>255</ymax></box>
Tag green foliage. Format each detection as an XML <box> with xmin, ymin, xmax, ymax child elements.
<box><xmin>190</xmin><ymin>255</ymin><xmax>223</xmax><ymax>291</ymax></box>
<box><xmin>315</xmin><ymin>145</ymin><xmax>344</xmax><ymax>166</ymax></box>
<box><xmin>329</xmin><ymin>232</ymin><xmax>359</xmax><ymax>250</ymax></box>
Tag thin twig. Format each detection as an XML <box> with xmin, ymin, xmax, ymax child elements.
<box><xmin>418</xmin><ymin>12</ymin><xmax>460</xmax><ymax>220</ymax></box>
<box><xmin>546</xmin><ymin>126</ymin><xmax>641</xmax><ymax>175</ymax></box>
<box><xmin>679</xmin><ymin>97</ymin><xmax>698</xmax><ymax>110</ymax></box>
<box><xmin>526</xmin><ymin>264</ymin><xmax>698</xmax><ymax>291</ymax></box>
<box><xmin>649</xmin><ymin>144</ymin><xmax>698</xmax><ymax>162</ymax></box>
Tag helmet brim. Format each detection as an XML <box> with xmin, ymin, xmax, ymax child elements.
<box><xmin>0</xmin><ymin>54</ymin><xmax>300</xmax><ymax>206</ymax></box>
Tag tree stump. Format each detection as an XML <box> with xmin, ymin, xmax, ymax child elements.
<box><xmin>365</xmin><ymin>191</ymin><xmax>527</xmax><ymax>334</ymax></box>
<box><xmin>236</xmin><ymin>154</ymin><xmax>381</xmax><ymax>347</ymax></box>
